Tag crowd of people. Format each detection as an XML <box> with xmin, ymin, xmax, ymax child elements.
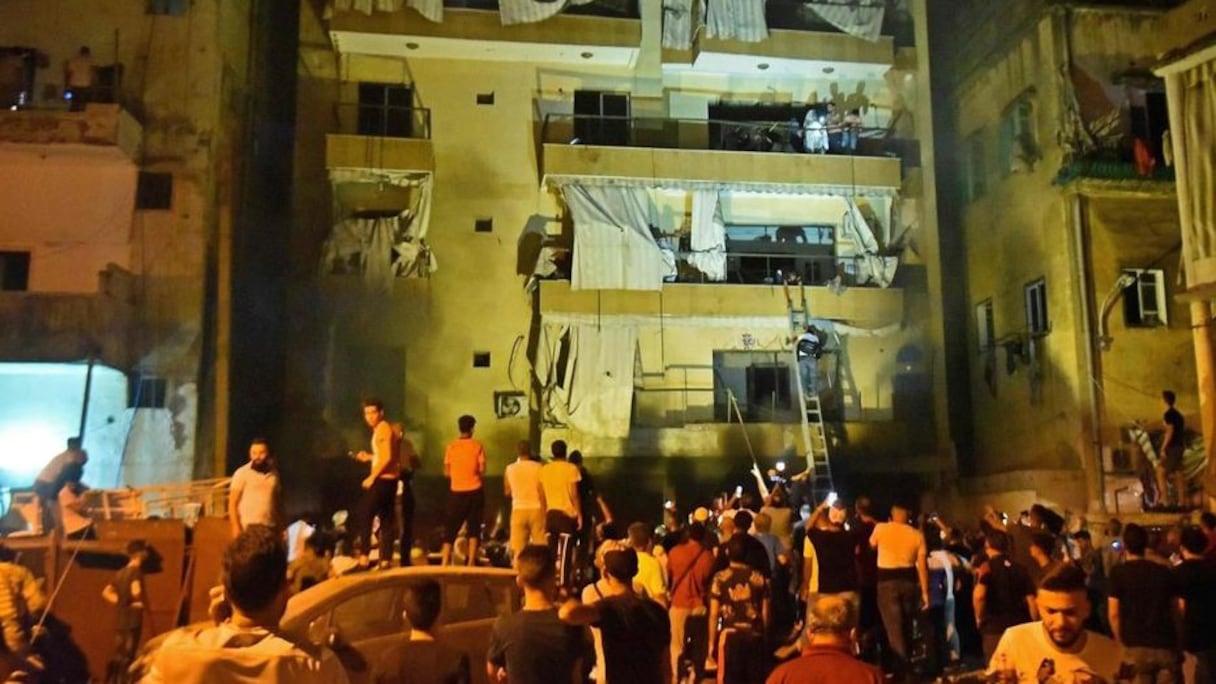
<box><xmin>18</xmin><ymin>394</ymin><xmax>1216</xmax><ymax>683</ymax></box>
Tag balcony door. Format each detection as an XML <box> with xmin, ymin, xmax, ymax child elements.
<box><xmin>574</xmin><ymin>90</ymin><xmax>630</xmax><ymax>146</ymax></box>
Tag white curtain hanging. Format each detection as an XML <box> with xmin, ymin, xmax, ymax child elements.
<box><xmin>499</xmin><ymin>0</ymin><xmax>594</xmax><ymax>25</ymax></box>
<box><xmin>688</xmin><ymin>189</ymin><xmax>727</xmax><ymax>281</ymax></box>
<box><xmin>804</xmin><ymin>1</ymin><xmax>886</xmax><ymax>42</ymax></box>
<box><xmin>558</xmin><ymin>324</ymin><xmax>638</xmax><ymax>438</ymax></box>
<box><xmin>563</xmin><ymin>185</ymin><xmax>667</xmax><ymax>291</ymax></box>
<box><xmin>704</xmin><ymin>0</ymin><xmax>767</xmax><ymax>42</ymax></box>
<box><xmin>1170</xmin><ymin>62</ymin><xmax>1216</xmax><ymax>274</ymax></box>
<box><xmin>843</xmin><ymin>198</ymin><xmax>898</xmax><ymax>288</ymax></box>
<box><xmin>662</xmin><ymin>0</ymin><xmax>695</xmax><ymax>49</ymax></box>
<box><xmin>323</xmin><ymin>169</ymin><xmax>436</xmax><ymax>287</ymax></box>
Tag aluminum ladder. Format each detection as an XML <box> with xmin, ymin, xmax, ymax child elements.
<box><xmin>784</xmin><ymin>274</ymin><xmax>835</xmax><ymax>502</ymax></box>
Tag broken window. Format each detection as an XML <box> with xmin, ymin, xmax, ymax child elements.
<box><xmin>1123</xmin><ymin>268</ymin><xmax>1168</xmax><ymax>327</ymax></box>
<box><xmin>999</xmin><ymin>93</ymin><xmax>1037</xmax><ymax>174</ymax></box>
<box><xmin>1025</xmin><ymin>278</ymin><xmax>1049</xmax><ymax>335</ymax></box>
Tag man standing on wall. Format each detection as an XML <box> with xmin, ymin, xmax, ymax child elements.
<box><xmin>1157</xmin><ymin>390</ymin><xmax>1188</xmax><ymax>507</ymax></box>
<box><xmin>354</xmin><ymin>398</ymin><xmax>402</xmax><ymax>568</ymax></box>
<box><xmin>442</xmin><ymin>415</ymin><xmax>486</xmax><ymax>567</ymax></box>
<box><xmin>34</xmin><ymin>437</ymin><xmax>88</xmax><ymax>535</ymax></box>
<box><xmin>228</xmin><ymin>438</ymin><xmax>285</xmax><ymax>539</ymax></box>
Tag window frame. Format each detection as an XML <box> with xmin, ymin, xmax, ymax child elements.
<box><xmin>976</xmin><ymin>299</ymin><xmax>995</xmax><ymax>352</ymax></box>
<box><xmin>1024</xmin><ymin>278</ymin><xmax>1049</xmax><ymax>336</ymax></box>
<box><xmin>964</xmin><ymin>130</ymin><xmax>987</xmax><ymax>202</ymax></box>
<box><xmin>1122</xmin><ymin>268</ymin><xmax>1168</xmax><ymax>328</ymax></box>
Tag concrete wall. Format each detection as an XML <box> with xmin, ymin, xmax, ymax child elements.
<box><xmin>947</xmin><ymin>6</ymin><xmax>1186</xmax><ymax>509</ymax></box>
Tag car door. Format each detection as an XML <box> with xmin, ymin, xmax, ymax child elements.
<box><xmin>437</xmin><ymin>575</ymin><xmax>518</xmax><ymax>684</ymax></box>
<box><xmin>322</xmin><ymin>584</ymin><xmax>409</xmax><ymax>684</ymax></box>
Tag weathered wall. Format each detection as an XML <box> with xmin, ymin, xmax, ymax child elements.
<box><xmin>949</xmin><ymin>6</ymin><xmax>1186</xmax><ymax>509</ymax></box>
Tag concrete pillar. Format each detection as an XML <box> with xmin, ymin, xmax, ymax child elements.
<box><xmin>1190</xmin><ymin>301</ymin><xmax>1216</xmax><ymax>499</ymax></box>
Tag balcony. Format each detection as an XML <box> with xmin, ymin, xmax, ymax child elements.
<box><xmin>537</xmin><ymin>280</ymin><xmax>902</xmax><ymax>325</ymax></box>
<box><xmin>0</xmin><ymin>104</ymin><xmax>142</xmax><ymax>163</ymax></box>
<box><xmin>328</xmin><ymin>1</ymin><xmax>641</xmax><ymax>67</ymax></box>
<box><xmin>0</xmin><ymin>266</ymin><xmax>135</xmax><ymax>368</ymax></box>
<box><xmin>540</xmin><ymin>114</ymin><xmax>908</xmax><ymax>192</ymax></box>
<box><xmin>325</xmin><ymin>103</ymin><xmax>434</xmax><ymax>173</ymax></box>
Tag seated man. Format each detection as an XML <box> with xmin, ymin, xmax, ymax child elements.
<box><xmin>385</xmin><ymin>578</ymin><xmax>469</xmax><ymax>684</ymax></box>
<box><xmin>987</xmin><ymin>564</ymin><xmax>1129</xmax><ymax>683</ymax></box>
<box><xmin>140</xmin><ymin>526</ymin><xmax>349</xmax><ymax>683</ymax></box>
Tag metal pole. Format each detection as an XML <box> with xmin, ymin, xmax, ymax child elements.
<box><xmin>78</xmin><ymin>354</ymin><xmax>96</xmax><ymax>439</ymax></box>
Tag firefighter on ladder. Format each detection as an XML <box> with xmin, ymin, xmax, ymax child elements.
<box><xmin>795</xmin><ymin>325</ymin><xmax>824</xmax><ymax>397</ymax></box>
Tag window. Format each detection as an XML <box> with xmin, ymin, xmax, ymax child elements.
<box><xmin>330</xmin><ymin>587</ymin><xmax>402</xmax><ymax>643</ymax></box>
<box><xmin>747</xmin><ymin>363</ymin><xmax>792</xmax><ymax>411</ymax></box>
<box><xmin>573</xmin><ymin>90</ymin><xmax>630</xmax><ymax>145</ymax></box>
<box><xmin>476</xmin><ymin>92</ymin><xmax>495</xmax><ymax>106</ymax></box>
<box><xmin>136</xmin><ymin>172</ymin><xmax>173</xmax><ymax>210</ymax></box>
<box><xmin>474</xmin><ymin>218</ymin><xmax>493</xmax><ymax>233</ymax></box>
<box><xmin>473</xmin><ymin>352</ymin><xmax>491</xmax><ymax>368</ymax></box>
<box><xmin>1025</xmin><ymin>278</ymin><xmax>1049</xmax><ymax>335</ymax></box>
<box><xmin>0</xmin><ymin>251</ymin><xmax>30</xmax><ymax>291</ymax></box>
<box><xmin>128</xmin><ymin>376</ymin><xmax>167</xmax><ymax>408</ymax></box>
<box><xmin>1123</xmin><ymin>268</ymin><xmax>1168</xmax><ymax>327</ymax></box>
<box><xmin>146</xmin><ymin>0</ymin><xmax>188</xmax><ymax>15</ymax></box>
<box><xmin>357</xmin><ymin>83</ymin><xmax>414</xmax><ymax>138</ymax></box>
<box><xmin>964</xmin><ymin>131</ymin><xmax>986</xmax><ymax>202</ymax></box>
<box><xmin>999</xmin><ymin>94</ymin><xmax>1037</xmax><ymax>174</ymax></box>
<box><xmin>976</xmin><ymin>299</ymin><xmax>994</xmax><ymax>352</ymax></box>
<box><xmin>723</xmin><ymin>224</ymin><xmax>835</xmax><ymax>285</ymax></box>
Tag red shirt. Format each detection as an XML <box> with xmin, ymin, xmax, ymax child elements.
<box><xmin>765</xmin><ymin>645</ymin><xmax>884</xmax><ymax>684</ymax></box>
<box><xmin>667</xmin><ymin>540</ymin><xmax>714</xmax><ymax>610</ymax></box>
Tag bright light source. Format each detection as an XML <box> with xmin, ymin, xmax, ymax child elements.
<box><xmin>776</xmin><ymin>460</ymin><xmax>786</xmax><ymax>472</ymax></box>
<box><xmin>0</xmin><ymin>422</ymin><xmax>61</xmax><ymax>474</ymax></box>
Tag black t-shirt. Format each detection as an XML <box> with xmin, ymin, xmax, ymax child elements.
<box><xmin>1165</xmin><ymin>408</ymin><xmax>1185</xmax><ymax>449</ymax></box>
<box><xmin>712</xmin><ymin>533</ymin><xmax>773</xmax><ymax>579</ymax></box>
<box><xmin>855</xmin><ymin>519</ymin><xmax>878</xmax><ymax>587</ymax></box>
<box><xmin>595</xmin><ymin>594</ymin><xmax>671</xmax><ymax>684</ymax></box>
<box><xmin>486</xmin><ymin>608</ymin><xmax>584</xmax><ymax>684</ymax></box>
<box><xmin>806</xmin><ymin>527</ymin><xmax>858</xmax><ymax>593</ymax></box>
<box><xmin>112</xmin><ymin>565</ymin><xmax>145</xmax><ymax>631</ymax></box>
<box><xmin>1109</xmin><ymin>559</ymin><xmax>1178</xmax><ymax>649</ymax></box>
<box><xmin>978</xmin><ymin>555</ymin><xmax>1034</xmax><ymax>635</ymax></box>
<box><xmin>1175</xmin><ymin>559</ymin><xmax>1216</xmax><ymax>652</ymax></box>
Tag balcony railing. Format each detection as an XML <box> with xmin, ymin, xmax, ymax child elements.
<box><xmin>541</xmin><ymin>113</ymin><xmax>919</xmax><ymax>164</ymax></box>
<box><xmin>333</xmin><ymin>102</ymin><xmax>432</xmax><ymax>140</ymax></box>
<box><xmin>541</xmin><ymin>250</ymin><xmax>888</xmax><ymax>288</ymax></box>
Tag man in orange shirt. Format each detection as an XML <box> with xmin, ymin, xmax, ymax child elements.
<box><xmin>442</xmin><ymin>414</ymin><xmax>486</xmax><ymax>566</ymax></box>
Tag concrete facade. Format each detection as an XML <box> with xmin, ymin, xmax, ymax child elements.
<box><xmin>936</xmin><ymin>2</ymin><xmax>1195</xmax><ymax>514</ymax></box>
<box><xmin>0</xmin><ymin>1</ymin><xmax>259</xmax><ymax>486</ymax></box>
<box><xmin>288</xmin><ymin>0</ymin><xmax>951</xmax><ymax>525</ymax></box>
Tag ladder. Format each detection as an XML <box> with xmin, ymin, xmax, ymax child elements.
<box><xmin>783</xmin><ymin>274</ymin><xmax>835</xmax><ymax>502</ymax></box>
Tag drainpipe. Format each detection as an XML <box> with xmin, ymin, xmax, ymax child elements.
<box><xmin>1072</xmin><ymin>194</ymin><xmax>1106</xmax><ymax>514</ymax></box>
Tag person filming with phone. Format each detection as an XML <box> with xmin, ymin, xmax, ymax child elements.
<box><xmin>801</xmin><ymin>493</ymin><xmax>861</xmax><ymax>625</ymax></box>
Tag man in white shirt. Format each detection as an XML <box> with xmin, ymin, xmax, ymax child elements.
<box><xmin>228</xmin><ymin>439</ymin><xmax>284</xmax><ymax>539</ymax></box>
<box><xmin>988</xmin><ymin>563</ymin><xmax>1129</xmax><ymax>683</ymax></box>
<box><xmin>795</xmin><ymin>326</ymin><xmax>823</xmax><ymax>397</ymax></box>
<box><xmin>504</xmin><ymin>441</ymin><xmax>546</xmax><ymax>559</ymax></box>
<box><xmin>869</xmin><ymin>502</ymin><xmax>928</xmax><ymax>681</ymax></box>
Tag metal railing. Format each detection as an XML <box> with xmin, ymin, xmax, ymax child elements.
<box><xmin>541</xmin><ymin>113</ymin><xmax>917</xmax><ymax>161</ymax></box>
<box><xmin>334</xmin><ymin>102</ymin><xmax>432</xmax><ymax>140</ymax></box>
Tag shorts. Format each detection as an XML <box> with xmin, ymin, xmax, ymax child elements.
<box><xmin>1164</xmin><ymin>445</ymin><xmax>1184</xmax><ymax>472</ymax></box>
<box><xmin>444</xmin><ymin>489</ymin><xmax>485</xmax><ymax>543</ymax></box>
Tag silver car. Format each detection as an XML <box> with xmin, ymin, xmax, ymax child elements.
<box><xmin>283</xmin><ymin>566</ymin><xmax>520</xmax><ymax>684</ymax></box>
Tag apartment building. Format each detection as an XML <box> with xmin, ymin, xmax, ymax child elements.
<box><xmin>935</xmin><ymin>0</ymin><xmax>1195</xmax><ymax>515</ymax></box>
<box><xmin>290</xmin><ymin>0</ymin><xmax>950</xmax><ymax>520</ymax></box>
<box><xmin>0</xmin><ymin>1</ymin><xmax>284</xmax><ymax>489</ymax></box>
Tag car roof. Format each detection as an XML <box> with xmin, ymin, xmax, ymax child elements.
<box><xmin>282</xmin><ymin>565</ymin><xmax>517</xmax><ymax>628</ymax></box>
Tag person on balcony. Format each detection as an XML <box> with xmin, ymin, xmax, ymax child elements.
<box><xmin>64</xmin><ymin>46</ymin><xmax>94</xmax><ymax>111</ymax></box>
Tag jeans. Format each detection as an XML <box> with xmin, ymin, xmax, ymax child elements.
<box><xmin>877</xmin><ymin>577</ymin><xmax>922</xmax><ymax>678</ymax></box>
<box><xmin>359</xmin><ymin>478</ymin><xmax>398</xmax><ymax>561</ymax></box>
<box><xmin>1125</xmin><ymin>646</ymin><xmax>1181</xmax><ymax>684</ymax></box>
<box><xmin>400</xmin><ymin>482</ymin><xmax>415</xmax><ymax>563</ymax></box>
<box><xmin>798</xmin><ymin>356</ymin><xmax>819</xmax><ymax>396</ymax></box>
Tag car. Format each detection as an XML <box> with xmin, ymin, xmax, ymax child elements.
<box><xmin>134</xmin><ymin>566</ymin><xmax>519</xmax><ymax>684</ymax></box>
<box><xmin>284</xmin><ymin>566</ymin><xmax>519</xmax><ymax>684</ymax></box>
